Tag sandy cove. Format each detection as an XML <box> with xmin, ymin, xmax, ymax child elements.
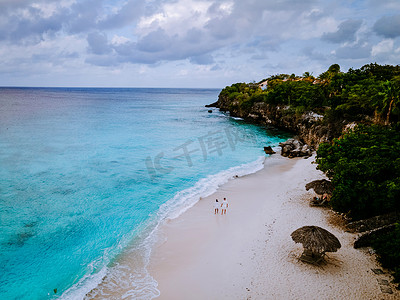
<box><xmin>148</xmin><ymin>154</ymin><xmax>399</xmax><ymax>300</ymax></box>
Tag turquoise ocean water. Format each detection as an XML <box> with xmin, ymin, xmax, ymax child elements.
<box><xmin>0</xmin><ymin>88</ymin><xmax>290</xmax><ymax>299</ymax></box>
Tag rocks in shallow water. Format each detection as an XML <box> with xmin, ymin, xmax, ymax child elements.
<box><xmin>263</xmin><ymin>146</ymin><xmax>276</xmax><ymax>155</ymax></box>
<box><xmin>279</xmin><ymin>138</ymin><xmax>312</xmax><ymax>158</ymax></box>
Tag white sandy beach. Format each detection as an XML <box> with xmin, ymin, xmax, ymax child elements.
<box><xmin>148</xmin><ymin>154</ymin><xmax>399</xmax><ymax>299</ymax></box>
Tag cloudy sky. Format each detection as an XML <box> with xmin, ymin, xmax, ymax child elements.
<box><xmin>0</xmin><ymin>0</ymin><xmax>399</xmax><ymax>88</ymax></box>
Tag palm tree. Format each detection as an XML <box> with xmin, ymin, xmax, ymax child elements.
<box><xmin>381</xmin><ymin>80</ymin><xmax>400</xmax><ymax>125</ymax></box>
<box><xmin>302</xmin><ymin>72</ymin><xmax>315</xmax><ymax>83</ymax></box>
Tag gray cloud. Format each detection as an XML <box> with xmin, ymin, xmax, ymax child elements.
<box><xmin>0</xmin><ymin>5</ymin><xmax>65</xmax><ymax>43</ymax></box>
<box><xmin>97</xmin><ymin>0</ymin><xmax>146</xmax><ymax>30</ymax></box>
<box><xmin>189</xmin><ymin>54</ymin><xmax>215</xmax><ymax>65</ymax></box>
<box><xmin>0</xmin><ymin>0</ymin><xmax>50</xmax><ymax>15</ymax></box>
<box><xmin>79</xmin><ymin>0</ymin><xmax>342</xmax><ymax>67</ymax></box>
<box><xmin>111</xmin><ymin>35</ymin><xmax>218</xmax><ymax>66</ymax></box>
<box><xmin>368</xmin><ymin>0</ymin><xmax>400</xmax><ymax>11</ymax></box>
<box><xmin>250</xmin><ymin>0</ymin><xmax>318</xmax><ymax>11</ymax></box>
<box><xmin>85</xmin><ymin>25</ymin><xmax>220</xmax><ymax>67</ymax></box>
<box><xmin>247</xmin><ymin>37</ymin><xmax>280</xmax><ymax>52</ymax></box>
<box><xmin>0</xmin><ymin>0</ymin><xmax>321</xmax><ymax>67</ymax></box>
<box><xmin>210</xmin><ymin>64</ymin><xmax>222</xmax><ymax>71</ymax></box>
<box><xmin>67</xmin><ymin>0</ymin><xmax>145</xmax><ymax>33</ymax></box>
<box><xmin>373</xmin><ymin>15</ymin><xmax>400</xmax><ymax>38</ymax></box>
<box><xmin>302</xmin><ymin>46</ymin><xmax>327</xmax><ymax>61</ymax></box>
<box><xmin>2</xmin><ymin>0</ymin><xmax>400</xmax><ymax>87</ymax></box>
<box><xmin>205</xmin><ymin>17</ymin><xmax>238</xmax><ymax>40</ymax></box>
<box><xmin>87</xmin><ymin>32</ymin><xmax>112</xmax><ymax>55</ymax></box>
<box><xmin>65</xmin><ymin>0</ymin><xmax>102</xmax><ymax>34</ymax></box>
<box><xmin>334</xmin><ymin>42</ymin><xmax>371</xmax><ymax>59</ymax></box>
<box><xmin>322</xmin><ymin>19</ymin><xmax>362</xmax><ymax>43</ymax></box>
<box><xmin>85</xmin><ymin>55</ymin><xmax>120</xmax><ymax>67</ymax></box>
<box><xmin>136</xmin><ymin>29</ymin><xmax>174</xmax><ymax>53</ymax></box>
<box><xmin>0</xmin><ymin>0</ymin><xmax>145</xmax><ymax>43</ymax></box>
<box><xmin>184</xmin><ymin>28</ymin><xmax>206</xmax><ymax>45</ymax></box>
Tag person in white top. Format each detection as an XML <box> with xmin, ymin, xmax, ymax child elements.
<box><xmin>221</xmin><ymin>197</ymin><xmax>228</xmax><ymax>215</ymax></box>
<box><xmin>213</xmin><ymin>199</ymin><xmax>220</xmax><ymax>214</ymax></box>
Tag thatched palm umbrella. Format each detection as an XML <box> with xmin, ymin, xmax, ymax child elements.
<box><xmin>291</xmin><ymin>226</ymin><xmax>341</xmax><ymax>263</ymax></box>
<box><xmin>305</xmin><ymin>179</ymin><xmax>333</xmax><ymax>195</ymax></box>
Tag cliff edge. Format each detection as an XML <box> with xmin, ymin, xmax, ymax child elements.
<box><xmin>210</xmin><ymin>93</ymin><xmax>346</xmax><ymax>149</ymax></box>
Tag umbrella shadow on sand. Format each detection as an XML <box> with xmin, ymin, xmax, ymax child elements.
<box><xmin>291</xmin><ymin>226</ymin><xmax>341</xmax><ymax>265</ymax></box>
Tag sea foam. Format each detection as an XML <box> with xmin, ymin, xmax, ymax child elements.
<box><xmin>60</xmin><ymin>155</ymin><xmax>268</xmax><ymax>300</ymax></box>
<box><xmin>0</xmin><ymin>88</ymin><xmax>290</xmax><ymax>300</ymax></box>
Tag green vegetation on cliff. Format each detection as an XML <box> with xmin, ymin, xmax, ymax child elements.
<box><xmin>316</xmin><ymin>124</ymin><xmax>400</xmax><ymax>283</ymax></box>
<box><xmin>219</xmin><ymin>63</ymin><xmax>400</xmax><ymax>124</ymax></box>
<box><xmin>218</xmin><ymin>63</ymin><xmax>400</xmax><ymax>284</ymax></box>
<box><xmin>316</xmin><ymin>124</ymin><xmax>400</xmax><ymax>220</ymax></box>
<box><xmin>372</xmin><ymin>224</ymin><xmax>400</xmax><ymax>284</ymax></box>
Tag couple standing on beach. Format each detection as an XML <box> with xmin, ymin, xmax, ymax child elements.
<box><xmin>214</xmin><ymin>198</ymin><xmax>228</xmax><ymax>215</ymax></box>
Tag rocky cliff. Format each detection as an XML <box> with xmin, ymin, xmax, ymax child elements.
<box><xmin>210</xmin><ymin>93</ymin><xmax>347</xmax><ymax>149</ymax></box>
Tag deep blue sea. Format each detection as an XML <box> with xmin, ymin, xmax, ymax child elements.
<box><xmin>0</xmin><ymin>87</ymin><xmax>290</xmax><ymax>299</ymax></box>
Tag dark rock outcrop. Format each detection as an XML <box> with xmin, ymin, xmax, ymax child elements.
<box><xmin>263</xmin><ymin>146</ymin><xmax>276</xmax><ymax>155</ymax></box>
<box><xmin>205</xmin><ymin>101</ymin><xmax>218</xmax><ymax>108</ymax></box>
<box><xmin>279</xmin><ymin>138</ymin><xmax>312</xmax><ymax>158</ymax></box>
<box><xmin>347</xmin><ymin>212</ymin><xmax>400</xmax><ymax>233</ymax></box>
<box><xmin>354</xmin><ymin>224</ymin><xmax>396</xmax><ymax>248</ymax></box>
<box><xmin>347</xmin><ymin>212</ymin><xmax>400</xmax><ymax>249</ymax></box>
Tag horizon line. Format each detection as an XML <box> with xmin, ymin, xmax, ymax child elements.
<box><xmin>0</xmin><ymin>85</ymin><xmax>222</xmax><ymax>90</ymax></box>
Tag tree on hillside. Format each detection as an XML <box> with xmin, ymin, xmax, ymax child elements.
<box><xmin>319</xmin><ymin>64</ymin><xmax>341</xmax><ymax>81</ymax></box>
<box><xmin>380</xmin><ymin>80</ymin><xmax>400</xmax><ymax>125</ymax></box>
<box><xmin>302</xmin><ymin>72</ymin><xmax>315</xmax><ymax>83</ymax></box>
<box><xmin>316</xmin><ymin>125</ymin><xmax>400</xmax><ymax>220</ymax></box>
<box><xmin>360</xmin><ymin>63</ymin><xmax>400</xmax><ymax>81</ymax></box>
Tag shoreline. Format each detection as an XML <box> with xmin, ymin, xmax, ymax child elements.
<box><xmin>148</xmin><ymin>154</ymin><xmax>399</xmax><ymax>299</ymax></box>
<box><xmin>77</xmin><ymin>154</ymin><xmax>276</xmax><ymax>300</ymax></box>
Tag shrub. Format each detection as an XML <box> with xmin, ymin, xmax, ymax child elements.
<box><xmin>372</xmin><ymin>224</ymin><xmax>400</xmax><ymax>284</ymax></box>
<box><xmin>316</xmin><ymin>125</ymin><xmax>400</xmax><ymax>220</ymax></box>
